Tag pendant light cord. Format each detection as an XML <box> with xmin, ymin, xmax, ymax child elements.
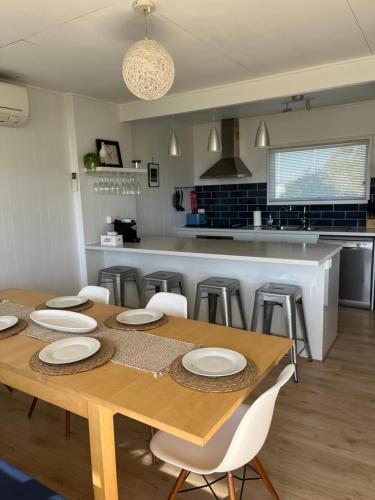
<box><xmin>144</xmin><ymin>9</ymin><xmax>149</xmax><ymax>40</ymax></box>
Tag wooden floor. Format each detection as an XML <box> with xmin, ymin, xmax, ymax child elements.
<box><xmin>0</xmin><ymin>306</ymin><xmax>374</xmax><ymax>500</ymax></box>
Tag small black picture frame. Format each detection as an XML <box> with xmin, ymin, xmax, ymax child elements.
<box><xmin>96</xmin><ymin>139</ymin><xmax>123</xmax><ymax>168</ymax></box>
<box><xmin>148</xmin><ymin>162</ymin><xmax>160</xmax><ymax>187</ymax></box>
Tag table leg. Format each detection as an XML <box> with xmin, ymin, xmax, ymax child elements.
<box><xmin>88</xmin><ymin>403</ymin><xmax>118</xmax><ymax>500</ymax></box>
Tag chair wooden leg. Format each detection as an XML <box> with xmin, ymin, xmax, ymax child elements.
<box><xmin>65</xmin><ymin>411</ymin><xmax>71</xmax><ymax>440</ymax></box>
<box><xmin>251</xmin><ymin>456</ymin><xmax>280</xmax><ymax>500</ymax></box>
<box><xmin>168</xmin><ymin>469</ymin><xmax>189</xmax><ymax>500</ymax></box>
<box><xmin>149</xmin><ymin>426</ymin><xmax>157</xmax><ymax>465</ymax></box>
<box><xmin>28</xmin><ymin>397</ymin><xmax>39</xmax><ymax>419</ymax></box>
<box><xmin>5</xmin><ymin>385</ymin><xmax>13</xmax><ymax>392</ymax></box>
<box><xmin>227</xmin><ymin>472</ymin><xmax>237</xmax><ymax>499</ymax></box>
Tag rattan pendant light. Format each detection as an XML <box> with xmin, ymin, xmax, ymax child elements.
<box><xmin>122</xmin><ymin>0</ymin><xmax>175</xmax><ymax>100</ymax></box>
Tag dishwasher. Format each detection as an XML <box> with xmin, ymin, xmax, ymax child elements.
<box><xmin>319</xmin><ymin>236</ymin><xmax>375</xmax><ymax>310</ymax></box>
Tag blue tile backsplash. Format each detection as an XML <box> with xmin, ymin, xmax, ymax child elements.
<box><xmin>195</xmin><ymin>180</ymin><xmax>375</xmax><ymax>229</ymax></box>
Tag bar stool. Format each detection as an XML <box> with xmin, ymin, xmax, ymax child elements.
<box><xmin>98</xmin><ymin>265</ymin><xmax>141</xmax><ymax>307</ymax></box>
<box><xmin>140</xmin><ymin>271</ymin><xmax>185</xmax><ymax>307</ymax></box>
<box><xmin>251</xmin><ymin>283</ymin><xmax>312</xmax><ymax>382</ymax></box>
<box><xmin>193</xmin><ymin>277</ymin><xmax>247</xmax><ymax>329</ymax></box>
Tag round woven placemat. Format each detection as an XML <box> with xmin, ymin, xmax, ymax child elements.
<box><xmin>104</xmin><ymin>313</ymin><xmax>168</xmax><ymax>331</ymax></box>
<box><xmin>29</xmin><ymin>338</ymin><xmax>115</xmax><ymax>376</ymax></box>
<box><xmin>169</xmin><ymin>355</ymin><xmax>259</xmax><ymax>393</ymax></box>
<box><xmin>38</xmin><ymin>299</ymin><xmax>94</xmax><ymax>313</ymax></box>
<box><xmin>0</xmin><ymin>318</ymin><xmax>28</xmax><ymax>340</ymax></box>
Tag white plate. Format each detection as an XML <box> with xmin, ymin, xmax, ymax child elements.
<box><xmin>38</xmin><ymin>337</ymin><xmax>100</xmax><ymax>365</ymax></box>
<box><xmin>29</xmin><ymin>310</ymin><xmax>97</xmax><ymax>334</ymax></box>
<box><xmin>116</xmin><ymin>309</ymin><xmax>163</xmax><ymax>325</ymax></box>
<box><xmin>182</xmin><ymin>348</ymin><xmax>247</xmax><ymax>377</ymax></box>
<box><xmin>0</xmin><ymin>316</ymin><xmax>19</xmax><ymax>331</ymax></box>
<box><xmin>45</xmin><ymin>296</ymin><xmax>88</xmax><ymax>309</ymax></box>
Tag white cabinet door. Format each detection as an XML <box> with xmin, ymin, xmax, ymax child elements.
<box><xmin>254</xmin><ymin>233</ymin><xmax>318</xmax><ymax>244</ymax></box>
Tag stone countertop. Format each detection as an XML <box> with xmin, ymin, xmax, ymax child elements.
<box><xmin>86</xmin><ymin>236</ymin><xmax>341</xmax><ymax>267</ymax></box>
<box><xmin>176</xmin><ymin>226</ymin><xmax>375</xmax><ymax>237</ymax></box>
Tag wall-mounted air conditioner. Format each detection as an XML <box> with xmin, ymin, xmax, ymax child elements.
<box><xmin>0</xmin><ymin>82</ymin><xmax>29</xmax><ymax>127</ymax></box>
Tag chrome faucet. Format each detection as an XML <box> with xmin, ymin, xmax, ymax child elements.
<box><xmin>276</xmin><ymin>206</ymin><xmax>292</xmax><ymax>230</ymax></box>
<box><xmin>300</xmin><ymin>206</ymin><xmax>311</xmax><ymax>230</ymax></box>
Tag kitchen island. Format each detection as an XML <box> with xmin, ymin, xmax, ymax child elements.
<box><xmin>86</xmin><ymin>236</ymin><xmax>341</xmax><ymax>361</ymax></box>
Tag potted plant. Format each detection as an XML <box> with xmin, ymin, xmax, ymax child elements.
<box><xmin>83</xmin><ymin>152</ymin><xmax>100</xmax><ymax>172</ymax></box>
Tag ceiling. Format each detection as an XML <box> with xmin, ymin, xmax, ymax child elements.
<box><xmin>174</xmin><ymin>81</ymin><xmax>375</xmax><ymax>123</ymax></box>
<box><xmin>1</xmin><ymin>0</ymin><xmax>375</xmax><ymax>103</ymax></box>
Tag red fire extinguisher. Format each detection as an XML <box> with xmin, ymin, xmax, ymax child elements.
<box><xmin>190</xmin><ymin>190</ymin><xmax>198</xmax><ymax>213</ymax></box>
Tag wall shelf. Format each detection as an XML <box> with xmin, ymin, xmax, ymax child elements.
<box><xmin>85</xmin><ymin>167</ymin><xmax>147</xmax><ymax>174</ymax></box>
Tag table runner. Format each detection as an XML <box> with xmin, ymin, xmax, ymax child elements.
<box><xmin>0</xmin><ymin>302</ymin><xmax>198</xmax><ymax>376</ymax></box>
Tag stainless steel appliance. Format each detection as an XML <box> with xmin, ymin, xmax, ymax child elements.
<box><xmin>113</xmin><ymin>219</ymin><xmax>140</xmax><ymax>242</ymax></box>
<box><xmin>200</xmin><ymin>118</ymin><xmax>252</xmax><ymax>179</ymax></box>
<box><xmin>319</xmin><ymin>236</ymin><xmax>375</xmax><ymax>310</ymax></box>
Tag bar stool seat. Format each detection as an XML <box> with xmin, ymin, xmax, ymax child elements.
<box><xmin>98</xmin><ymin>265</ymin><xmax>141</xmax><ymax>307</ymax></box>
<box><xmin>193</xmin><ymin>277</ymin><xmax>247</xmax><ymax>329</ymax></box>
<box><xmin>251</xmin><ymin>283</ymin><xmax>312</xmax><ymax>382</ymax></box>
<box><xmin>141</xmin><ymin>271</ymin><xmax>185</xmax><ymax>307</ymax></box>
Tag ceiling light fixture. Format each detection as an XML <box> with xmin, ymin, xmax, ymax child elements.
<box><xmin>169</xmin><ymin>118</ymin><xmax>181</xmax><ymax>156</ymax></box>
<box><xmin>122</xmin><ymin>0</ymin><xmax>175</xmax><ymax>100</ymax></box>
<box><xmin>207</xmin><ymin>110</ymin><xmax>222</xmax><ymax>152</ymax></box>
<box><xmin>169</xmin><ymin>130</ymin><xmax>181</xmax><ymax>157</ymax></box>
<box><xmin>282</xmin><ymin>94</ymin><xmax>313</xmax><ymax>112</ymax></box>
<box><xmin>254</xmin><ymin>119</ymin><xmax>270</xmax><ymax>148</ymax></box>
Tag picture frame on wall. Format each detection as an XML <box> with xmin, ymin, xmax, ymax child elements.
<box><xmin>148</xmin><ymin>162</ymin><xmax>160</xmax><ymax>187</ymax></box>
<box><xmin>95</xmin><ymin>139</ymin><xmax>123</xmax><ymax>168</ymax></box>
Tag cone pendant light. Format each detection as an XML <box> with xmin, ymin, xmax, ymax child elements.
<box><xmin>207</xmin><ymin>112</ymin><xmax>221</xmax><ymax>152</ymax></box>
<box><xmin>254</xmin><ymin>119</ymin><xmax>270</xmax><ymax>148</ymax></box>
<box><xmin>169</xmin><ymin>130</ymin><xmax>181</xmax><ymax>157</ymax></box>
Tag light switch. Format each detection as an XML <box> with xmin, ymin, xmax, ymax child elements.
<box><xmin>71</xmin><ymin>172</ymin><xmax>79</xmax><ymax>192</ymax></box>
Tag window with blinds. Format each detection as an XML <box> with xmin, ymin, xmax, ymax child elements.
<box><xmin>267</xmin><ymin>139</ymin><xmax>369</xmax><ymax>204</ymax></box>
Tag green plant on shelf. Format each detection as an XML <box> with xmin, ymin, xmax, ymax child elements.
<box><xmin>83</xmin><ymin>152</ymin><xmax>100</xmax><ymax>173</ymax></box>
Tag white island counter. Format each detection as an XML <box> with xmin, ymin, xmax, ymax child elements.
<box><xmin>86</xmin><ymin>236</ymin><xmax>341</xmax><ymax>361</ymax></box>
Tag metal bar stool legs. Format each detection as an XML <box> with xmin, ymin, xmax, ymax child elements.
<box><xmin>251</xmin><ymin>283</ymin><xmax>312</xmax><ymax>382</ymax></box>
<box><xmin>296</xmin><ymin>298</ymin><xmax>312</xmax><ymax>361</ymax></box>
<box><xmin>220</xmin><ymin>289</ymin><xmax>233</xmax><ymax>327</ymax></box>
<box><xmin>193</xmin><ymin>278</ymin><xmax>247</xmax><ymax>329</ymax></box>
<box><xmin>141</xmin><ymin>271</ymin><xmax>186</xmax><ymax>307</ymax></box>
<box><xmin>98</xmin><ymin>266</ymin><xmax>141</xmax><ymax>307</ymax></box>
<box><xmin>262</xmin><ymin>302</ymin><xmax>275</xmax><ymax>334</ymax></box>
<box><xmin>250</xmin><ymin>293</ymin><xmax>263</xmax><ymax>331</ymax></box>
<box><xmin>193</xmin><ymin>288</ymin><xmax>203</xmax><ymax>321</ymax></box>
<box><xmin>236</xmin><ymin>291</ymin><xmax>247</xmax><ymax>332</ymax></box>
<box><xmin>282</xmin><ymin>298</ymin><xmax>299</xmax><ymax>382</ymax></box>
<box><xmin>208</xmin><ymin>293</ymin><xmax>219</xmax><ymax>323</ymax></box>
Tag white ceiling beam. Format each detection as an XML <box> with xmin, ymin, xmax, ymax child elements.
<box><xmin>119</xmin><ymin>55</ymin><xmax>375</xmax><ymax>122</ymax></box>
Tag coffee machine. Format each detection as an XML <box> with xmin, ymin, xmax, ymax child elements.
<box><xmin>113</xmin><ymin>219</ymin><xmax>140</xmax><ymax>243</ymax></box>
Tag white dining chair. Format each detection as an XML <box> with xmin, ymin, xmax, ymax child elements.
<box><xmin>78</xmin><ymin>285</ymin><xmax>110</xmax><ymax>304</ymax></box>
<box><xmin>150</xmin><ymin>364</ymin><xmax>295</xmax><ymax>499</ymax></box>
<box><xmin>145</xmin><ymin>291</ymin><xmax>188</xmax><ymax>464</ymax></box>
<box><xmin>146</xmin><ymin>292</ymin><xmax>188</xmax><ymax>319</ymax></box>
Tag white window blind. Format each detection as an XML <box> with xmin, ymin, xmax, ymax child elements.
<box><xmin>268</xmin><ymin>139</ymin><xmax>369</xmax><ymax>204</ymax></box>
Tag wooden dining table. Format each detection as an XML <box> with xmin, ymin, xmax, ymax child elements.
<box><xmin>0</xmin><ymin>288</ymin><xmax>292</xmax><ymax>500</ymax></box>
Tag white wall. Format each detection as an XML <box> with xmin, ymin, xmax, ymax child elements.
<box><xmin>71</xmin><ymin>95</ymin><xmax>136</xmax><ymax>244</ymax></box>
<box><xmin>193</xmin><ymin>100</ymin><xmax>375</xmax><ymax>185</ymax></box>
<box><xmin>132</xmin><ymin>118</ymin><xmax>194</xmax><ymax>236</ymax></box>
<box><xmin>0</xmin><ymin>87</ymin><xmax>80</xmax><ymax>294</ymax></box>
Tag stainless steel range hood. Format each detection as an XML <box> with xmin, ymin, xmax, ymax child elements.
<box><xmin>200</xmin><ymin>118</ymin><xmax>252</xmax><ymax>179</ymax></box>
